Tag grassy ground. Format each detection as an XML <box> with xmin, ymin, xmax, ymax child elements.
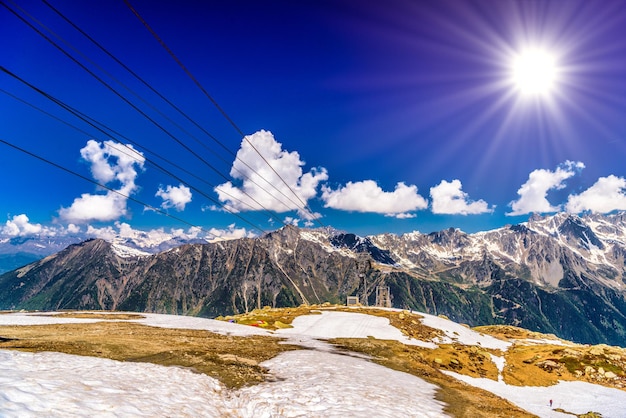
<box><xmin>225</xmin><ymin>306</ymin><xmax>535</xmax><ymax>417</ymax></box>
<box><xmin>476</xmin><ymin>324</ymin><xmax>626</xmax><ymax>390</ymax></box>
<box><xmin>1</xmin><ymin>306</ymin><xmax>621</xmax><ymax>417</ymax></box>
<box><xmin>0</xmin><ymin>316</ymin><xmax>299</xmax><ymax>389</ymax></box>
<box><xmin>331</xmin><ymin>337</ymin><xmax>534</xmax><ymax>418</ymax></box>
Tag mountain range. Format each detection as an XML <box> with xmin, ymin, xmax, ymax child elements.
<box><xmin>0</xmin><ymin>231</ymin><xmax>208</xmax><ymax>273</ymax></box>
<box><xmin>1</xmin><ymin>212</ymin><xmax>626</xmax><ymax>347</ymax></box>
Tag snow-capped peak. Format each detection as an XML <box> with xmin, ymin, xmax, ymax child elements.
<box><xmin>111</xmin><ymin>243</ymin><xmax>151</xmax><ymax>258</ymax></box>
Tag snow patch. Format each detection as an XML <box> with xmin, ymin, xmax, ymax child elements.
<box><xmin>418</xmin><ymin>312</ymin><xmax>511</xmax><ymax>350</ymax></box>
<box><xmin>137</xmin><ymin>313</ymin><xmax>273</xmax><ymax>337</ymax></box>
<box><xmin>111</xmin><ymin>243</ymin><xmax>150</xmax><ymax>258</ymax></box>
<box><xmin>0</xmin><ymin>350</ymin><xmax>227</xmax><ymax>417</ymax></box>
<box><xmin>489</xmin><ymin>354</ymin><xmax>505</xmax><ymax>382</ymax></box>
<box><xmin>276</xmin><ymin>311</ymin><xmax>436</xmax><ymax>348</ymax></box>
<box><xmin>444</xmin><ymin>371</ymin><xmax>626</xmax><ymax>418</ymax></box>
<box><xmin>1</xmin><ymin>309</ymin><xmax>625</xmax><ymax>417</ymax></box>
<box><xmin>234</xmin><ymin>350</ymin><xmax>446</xmax><ymax>417</ymax></box>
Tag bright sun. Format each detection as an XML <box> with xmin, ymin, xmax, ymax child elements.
<box><xmin>511</xmin><ymin>49</ymin><xmax>558</xmax><ymax>97</ymax></box>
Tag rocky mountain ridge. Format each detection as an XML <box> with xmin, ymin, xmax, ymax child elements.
<box><xmin>1</xmin><ymin>212</ymin><xmax>626</xmax><ymax>346</ymax></box>
<box><xmin>0</xmin><ymin>231</ymin><xmax>209</xmax><ymax>274</ymax></box>
<box><xmin>369</xmin><ymin>212</ymin><xmax>626</xmax><ymax>290</ymax></box>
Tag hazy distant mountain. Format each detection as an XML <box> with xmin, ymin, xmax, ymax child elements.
<box><xmin>2</xmin><ymin>212</ymin><xmax>626</xmax><ymax>346</ymax></box>
<box><xmin>0</xmin><ymin>232</ymin><xmax>208</xmax><ymax>274</ymax></box>
<box><xmin>0</xmin><ymin>253</ymin><xmax>42</xmax><ymax>275</ymax></box>
<box><xmin>0</xmin><ymin>236</ymin><xmax>82</xmax><ymax>273</ymax></box>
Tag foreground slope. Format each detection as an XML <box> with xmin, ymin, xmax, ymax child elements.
<box><xmin>2</xmin><ymin>213</ymin><xmax>626</xmax><ymax>346</ymax></box>
<box><xmin>1</xmin><ymin>307</ymin><xmax>625</xmax><ymax>417</ymax></box>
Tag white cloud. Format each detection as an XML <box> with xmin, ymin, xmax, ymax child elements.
<box><xmin>171</xmin><ymin>226</ymin><xmax>202</xmax><ymax>239</ymax></box>
<box><xmin>1</xmin><ymin>214</ymin><xmax>42</xmax><ymax>237</ymax></box>
<box><xmin>214</xmin><ymin>130</ymin><xmax>328</xmax><ymax>218</ymax></box>
<box><xmin>156</xmin><ymin>184</ymin><xmax>192</xmax><ymax>211</ymax></box>
<box><xmin>80</xmin><ymin>140</ymin><xmax>145</xmax><ymax>195</ymax></box>
<box><xmin>65</xmin><ymin>223</ymin><xmax>80</xmax><ymax>234</ymax></box>
<box><xmin>0</xmin><ymin>215</ymin><xmax>85</xmax><ymax>239</ymax></box>
<box><xmin>507</xmin><ymin>161</ymin><xmax>584</xmax><ymax>216</ymax></box>
<box><xmin>60</xmin><ymin>140</ymin><xmax>145</xmax><ymax>224</ymax></box>
<box><xmin>430</xmin><ymin>180</ymin><xmax>493</xmax><ymax>215</ymax></box>
<box><xmin>85</xmin><ymin>222</ymin><xmax>253</xmax><ymax>246</ymax></box>
<box><xmin>87</xmin><ymin>222</ymin><xmax>184</xmax><ymax>244</ymax></box>
<box><xmin>206</xmin><ymin>224</ymin><xmax>254</xmax><ymax>242</ymax></box>
<box><xmin>321</xmin><ymin>180</ymin><xmax>428</xmax><ymax>218</ymax></box>
<box><xmin>59</xmin><ymin>193</ymin><xmax>129</xmax><ymax>224</ymax></box>
<box><xmin>566</xmin><ymin>175</ymin><xmax>626</xmax><ymax>213</ymax></box>
<box><xmin>284</xmin><ymin>217</ymin><xmax>300</xmax><ymax>226</ymax></box>
<box><xmin>86</xmin><ymin>224</ymin><xmax>117</xmax><ymax>241</ymax></box>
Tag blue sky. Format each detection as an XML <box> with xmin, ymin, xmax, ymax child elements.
<box><xmin>1</xmin><ymin>0</ymin><xmax>625</xmax><ymax>242</ymax></box>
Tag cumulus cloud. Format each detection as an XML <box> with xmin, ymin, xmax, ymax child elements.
<box><xmin>85</xmin><ymin>222</ymin><xmax>253</xmax><ymax>246</ymax></box>
<box><xmin>507</xmin><ymin>161</ymin><xmax>584</xmax><ymax>216</ymax></box>
<box><xmin>85</xmin><ymin>224</ymin><xmax>117</xmax><ymax>241</ymax></box>
<box><xmin>395</xmin><ymin>213</ymin><xmax>417</xmax><ymax>219</ymax></box>
<box><xmin>59</xmin><ymin>193</ymin><xmax>129</xmax><ymax>223</ymax></box>
<box><xmin>66</xmin><ymin>224</ymin><xmax>81</xmax><ymax>234</ymax></box>
<box><xmin>60</xmin><ymin>140</ymin><xmax>145</xmax><ymax>223</ymax></box>
<box><xmin>87</xmin><ymin>222</ymin><xmax>197</xmax><ymax>244</ymax></box>
<box><xmin>80</xmin><ymin>140</ymin><xmax>144</xmax><ymax>194</ymax></box>
<box><xmin>430</xmin><ymin>180</ymin><xmax>493</xmax><ymax>215</ymax></box>
<box><xmin>206</xmin><ymin>224</ymin><xmax>253</xmax><ymax>242</ymax></box>
<box><xmin>566</xmin><ymin>175</ymin><xmax>626</xmax><ymax>213</ymax></box>
<box><xmin>1</xmin><ymin>214</ymin><xmax>43</xmax><ymax>237</ymax></box>
<box><xmin>284</xmin><ymin>217</ymin><xmax>301</xmax><ymax>227</ymax></box>
<box><xmin>214</xmin><ymin>130</ymin><xmax>328</xmax><ymax>219</ymax></box>
<box><xmin>156</xmin><ymin>184</ymin><xmax>192</xmax><ymax>211</ymax></box>
<box><xmin>321</xmin><ymin>180</ymin><xmax>428</xmax><ymax>218</ymax></box>
<box><xmin>0</xmin><ymin>215</ymin><xmax>83</xmax><ymax>238</ymax></box>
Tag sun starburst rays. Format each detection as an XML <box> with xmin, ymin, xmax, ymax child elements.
<box><xmin>510</xmin><ymin>48</ymin><xmax>558</xmax><ymax>97</ymax></box>
<box><xmin>400</xmin><ymin>0</ymin><xmax>625</xmax><ymax>191</ymax></box>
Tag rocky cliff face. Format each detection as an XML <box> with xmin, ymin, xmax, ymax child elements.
<box><xmin>2</xmin><ymin>213</ymin><xmax>626</xmax><ymax>346</ymax></box>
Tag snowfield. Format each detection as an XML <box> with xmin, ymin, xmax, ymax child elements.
<box><xmin>275</xmin><ymin>310</ymin><xmax>437</xmax><ymax>348</ymax></box>
<box><xmin>446</xmin><ymin>372</ymin><xmax>626</xmax><ymax>418</ymax></box>
<box><xmin>0</xmin><ymin>310</ymin><xmax>625</xmax><ymax>417</ymax></box>
<box><xmin>417</xmin><ymin>312</ymin><xmax>511</xmax><ymax>350</ymax></box>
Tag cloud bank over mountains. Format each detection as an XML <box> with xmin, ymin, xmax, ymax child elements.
<box><xmin>507</xmin><ymin>161</ymin><xmax>626</xmax><ymax>217</ymax></box>
<box><xmin>4</xmin><ymin>130</ymin><xmax>626</xmax><ymax>241</ymax></box>
<box><xmin>2</xmin><ymin>214</ymin><xmax>46</xmax><ymax>237</ymax></box>
<box><xmin>566</xmin><ymin>175</ymin><xmax>626</xmax><ymax>213</ymax></box>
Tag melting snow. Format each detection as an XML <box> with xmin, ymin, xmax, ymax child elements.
<box><xmin>1</xmin><ymin>310</ymin><xmax>625</xmax><ymax>417</ymax></box>
<box><xmin>0</xmin><ymin>311</ymin><xmax>446</xmax><ymax>417</ymax></box>
<box><xmin>111</xmin><ymin>243</ymin><xmax>150</xmax><ymax>258</ymax></box>
<box><xmin>0</xmin><ymin>313</ymin><xmax>104</xmax><ymax>326</ymax></box>
<box><xmin>418</xmin><ymin>312</ymin><xmax>511</xmax><ymax>350</ymax></box>
<box><xmin>445</xmin><ymin>372</ymin><xmax>626</xmax><ymax>418</ymax></box>
<box><xmin>235</xmin><ymin>350</ymin><xmax>445</xmax><ymax>417</ymax></box>
<box><xmin>275</xmin><ymin>311</ymin><xmax>437</xmax><ymax>349</ymax></box>
<box><xmin>489</xmin><ymin>354</ymin><xmax>505</xmax><ymax>381</ymax></box>
<box><xmin>0</xmin><ymin>350</ymin><xmax>227</xmax><ymax>417</ymax></box>
<box><xmin>138</xmin><ymin>313</ymin><xmax>272</xmax><ymax>337</ymax></box>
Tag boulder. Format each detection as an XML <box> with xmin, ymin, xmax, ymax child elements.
<box><xmin>537</xmin><ymin>360</ymin><xmax>560</xmax><ymax>371</ymax></box>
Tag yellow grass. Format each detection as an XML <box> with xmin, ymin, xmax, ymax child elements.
<box><xmin>1</xmin><ymin>306</ymin><xmax>623</xmax><ymax>417</ymax></box>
